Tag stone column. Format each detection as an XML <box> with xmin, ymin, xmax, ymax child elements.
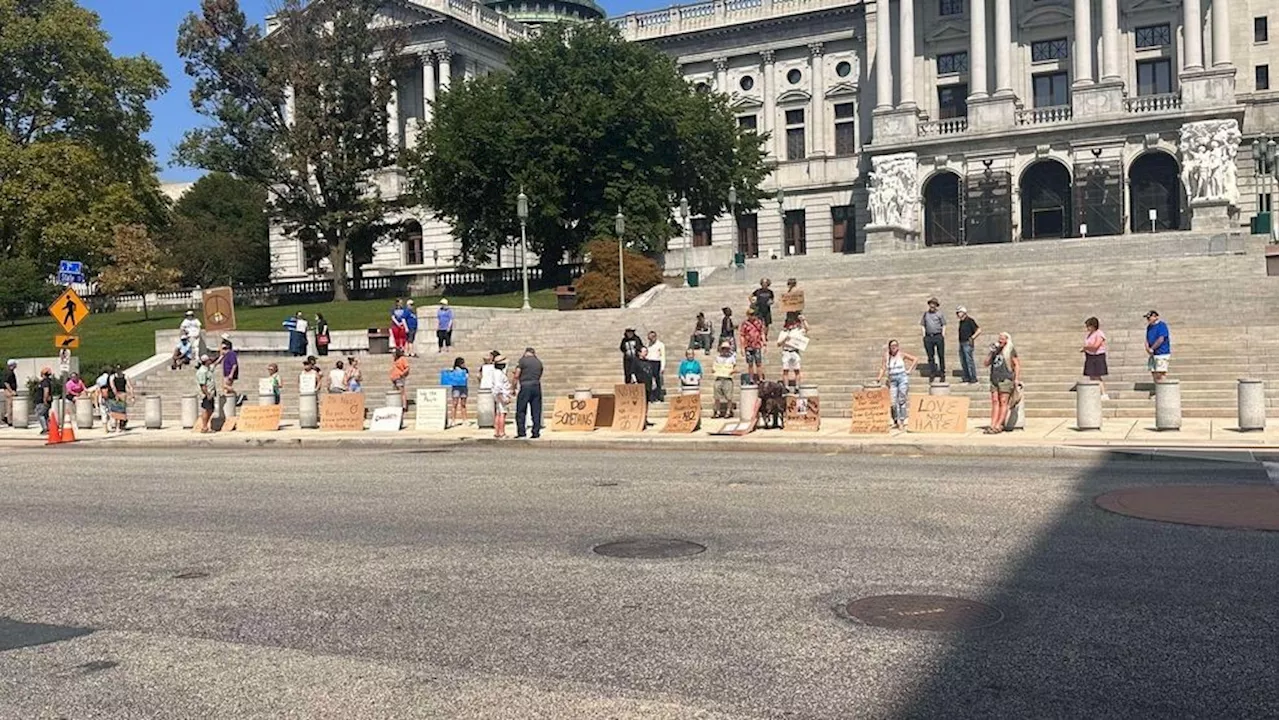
<box><xmin>993</xmin><ymin>0</ymin><xmax>1012</xmax><ymax>95</ymax></box>
<box><xmin>1075</xmin><ymin>380</ymin><xmax>1102</xmax><ymax>430</ymax></box>
<box><xmin>422</xmin><ymin>53</ymin><xmax>437</xmax><ymax>125</ymax></box>
<box><xmin>875</xmin><ymin>0</ymin><xmax>893</xmax><ymax>109</ymax></box>
<box><xmin>145</xmin><ymin>395</ymin><xmax>163</xmax><ymax>430</ymax></box>
<box><xmin>1155</xmin><ymin>379</ymin><xmax>1182</xmax><ymax>431</ymax></box>
<box><xmin>438</xmin><ymin>49</ymin><xmax>453</xmax><ymax>92</ymax></box>
<box><xmin>897</xmin><ymin>0</ymin><xmax>916</xmax><ymax>109</ymax></box>
<box><xmin>1072</xmin><ymin>0</ymin><xmax>1093</xmax><ymax>86</ymax></box>
<box><xmin>386</xmin><ymin>78</ymin><xmax>399</xmax><ymax>150</ymax></box>
<box><xmin>1182</xmin><ymin>0</ymin><xmax>1203</xmax><ymax>72</ymax></box>
<box><xmin>1210</xmin><ymin>0</ymin><xmax>1229</xmax><ymax>68</ymax></box>
<box><xmin>1237</xmin><ymin>378</ymin><xmax>1265</xmax><ymax>431</ymax></box>
<box><xmin>714</xmin><ymin>56</ymin><xmax>729</xmax><ymax>94</ymax></box>
<box><xmin>760</xmin><ymin>50</ymin><xmax>776</xmax><ymax>159</ymax></box>
<box><xmin>808</xmin><ymin>43</ymin><xmax>826</xmax><ymax>157</ymax></box>
<box><xmin>968</xmin><ymin>0</ymin><xmax>988</xmax><ymax>99</ymax></box>
<box><xmin>1100</xmin><ymin>0</ymin><xmax>1121</xmax><ymax>81</ymax></box>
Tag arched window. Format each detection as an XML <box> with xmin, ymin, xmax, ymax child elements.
<box><xmin>403</xmin><ymin>220</ymin><xmax>424</xmax><ymax>265</ymax></box>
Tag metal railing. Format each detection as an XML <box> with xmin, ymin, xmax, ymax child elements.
<box><xmin>437</xmin><ymin>263</ymin><xmax>585</xmax><ymax>296</ymax></box>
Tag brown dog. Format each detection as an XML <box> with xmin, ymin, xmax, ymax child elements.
<box><xmin>757</xmin><ymin>380</ymin><xmax>787</xmax><ymax>429</ymax></box>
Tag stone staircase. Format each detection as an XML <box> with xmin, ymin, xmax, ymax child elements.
<box><xmin>130</xmin><ymin>234</ymin><xmax>1279</xmax><ymax>424</ymax></box>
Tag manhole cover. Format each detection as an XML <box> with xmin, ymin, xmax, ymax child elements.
<box><xmin>844</xmin><ymin>595</ymin><xmax>1003</xmax><ymax>631</ymax></box>
<box><xmin>1095</xmin><ymin>485</ymin><xmax>1278</xmax><ymax>531</ymax></box>
<box><xmin>592</xmin><ymin>538</ymin><xmax>706</xmax><ymax>559</ymax></box>
<box><xmin>172</xmin><ymin>570</ymin><xmax>210</xmax><ymax>580</ymax></box>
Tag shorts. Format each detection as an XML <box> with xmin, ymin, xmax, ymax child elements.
<box><xmin>1147</xmin><ymin>354</ymin><xmax>1170</xmax><ymax>373</ymax></box>
<box><xmin>494</xmin><ymin>401</ymin><xmax>508</xmax><ymax>414</ymax></box>
<box><xmin>714</xmin><ymin>377</ymin><xmax>734</xmax><ymax>404</ymax></box>
<box><xmin>201</xmin><ymin>397</ymin><xmax>215</xmax><ymax>411</ymax></box>
<box><xmin>781</xmin><ymin>350</ymin><xmax>801</xmax><ymax>371</ymax></box>
<box><xmin>450</xmin><ymin>386</ymin><xmax>468</xmax><ymax>399</ymax></box>
<box><xmin>991</xmin><ymin>379</ymin><xmax>1015</xmax><ymax>395</ymax></box>
<box><xmin>392</xmin><ymin>378</ymin><xmax>406</xmax><ymax>389</ymax></box>
<box><xmin>745</xmin><ymin>348</ymin><xmax>763</xmax><ymax>365</ymax></box>
<box><xmin>406</xmin><ymin>329</ymin><xmax>418</xmax><ymax>343</ymax></box>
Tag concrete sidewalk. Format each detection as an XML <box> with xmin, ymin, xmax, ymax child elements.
<box><xmin>2</xmin><ymin>416</ymin><xmax>1275</xmax><ymax>460</ymax></box>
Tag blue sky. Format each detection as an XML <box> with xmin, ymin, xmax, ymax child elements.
<box><xmin>83</xmin><ymin>0</ymin><xmax>648</xmax><ymax>182</ymax></box>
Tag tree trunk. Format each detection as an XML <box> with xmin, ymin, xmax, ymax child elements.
<box><xmin>329</xmin><ymin>232</ymin><xmax>349</xmax><ymax>302</ymax></box>
<box><xmin>141</xmin><ymin>293</ymin><xmax>150</xmax><ymax>320</ymax></box>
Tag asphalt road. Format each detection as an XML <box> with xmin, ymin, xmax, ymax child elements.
<box><xmin>0</xmin><ymin>447</ymin><xmax>1274</xmax><ymax>719</ymax></box>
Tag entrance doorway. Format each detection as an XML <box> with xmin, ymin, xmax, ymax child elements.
<box><xmin>783</xmin><ymin>210</ymin><xmax>807</xmax><ymax>256</ymax></box>
<box><xmin>1020</xmin><ymin>160</ymin><xmax>1072</xmax><ymax>239</ymax></box>
<box><xmin>923</xmin><ymin>172</ymin><xmax>963</xmax><ymax>246</ymax></box>
<box><xmin>1129</xmin><ymin>152</ymin><xmax>1182</xmax><ymax>232</ymax></box>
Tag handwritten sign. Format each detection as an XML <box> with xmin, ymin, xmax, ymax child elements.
<box><xmin>907</xmin><ymin>395</ymin><xmax>970</xmax><ymax>434</ymax></box>
<box><xmin>320</xmin><ymin>392</ymin><xmax>365</xmax><ymax>431</ymax></box>
<box><xmin>299</xmin><ymin>373</ymin><xmax>318</xmax><ymax>395</ymax></box>
<box><xmin>611</xmin><ymin>383</ymin><xmax>647</xmax><ymax>432</ymax></box>
<box><xmin>258</xmin><ymin>378</ymin><xmax>275</xmax><ymax>397</ymax></box>
<box><xmin>551</xmin><ymin>397</ymin><xmax>598</xmax><ymax>432</ymax></box>
<box><xmin>414</xmin><ymin>388</ymin><xmax>448</xmax><ymax>431</ymax></box>
<box><xmin>202</xmin><ymin>286</ymin><xmax>236</xmax><ymax>332</ymax></box>
<box><xmin>850</xmin><ymin>389</ymin><xmax>892</xmax><ymax>434</ymax></box>
<box><xmin>236</xmin><ymin>405</ymin><xmax>282</xmax><ymax>432</ymax></box>
<box><xmin>370</xmin><ymin>406</ymin><xmax>403</xmax><ymax>432</ymax></box>
<box><xmin>780</xmin><ymin>290</ymin><xmax>805</xmax><ymax>314</ymax></box>
<box><xmin>662</xmin><ymin>394</ymin><xmax>701</xmax><ymax>433</ymax></box>
<box><xmin>784</xmin><ymin>395</ymin><xmax>820</xmax><ymax>431</ymax></box>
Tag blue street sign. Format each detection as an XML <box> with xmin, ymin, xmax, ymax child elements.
<box><xmin>57</xmin><ymin>272</ymin><xmax>85</xmax><ymax>285</ymax></box>
<box><xmin>58</xmin><ymin>260</ymin><xmax>83</xmax><ymax>275</ymax></box>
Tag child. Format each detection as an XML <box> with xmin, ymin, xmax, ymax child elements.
<box><xmin>711</xmin><ymin>341</ymin><xmax>737</xmax><ymax>418</ymax></box>
<box><xmin>266</xmin><ymin>363</ymin><xmax>281</xmax><ymax>405</ymax></box>
<box><xmin>678</xmin><ymin>349</ymin><xmax>702</xmax><ymax>395</ymax></box>
<box><xmin>449</xmin><ymin>357</ymin><xmax>469</xmax><ymax>427</ymax></box>
<box><xmin>491</xmin><ymin>354</ymin><xmax>511</xmax><ymax>438</ymax></box>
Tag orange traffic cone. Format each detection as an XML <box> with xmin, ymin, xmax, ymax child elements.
<box><xmin>46</xmin><ymin>410</ymin><xmax>63</xmax><ymax>445</ymax></box>
<box><xmin>62</xmin><ymin>416</ymin><xmax>76</xmax><ymax>443</ymax></box>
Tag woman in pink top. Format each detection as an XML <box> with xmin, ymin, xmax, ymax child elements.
<box><xmin>1080</xmin><ymin>317</ymin><xmax>1109</xmax><ymax>400</ymax></box>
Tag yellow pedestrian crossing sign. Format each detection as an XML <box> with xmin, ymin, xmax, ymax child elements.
<box><xmin>49</xmin><ymin>288</ymin><xmax>89</xmax><ymax>334</ymax></box>
<box><xmin>54</xmin><ymin>335</ymin><xmax>80</xmax><ymax>349</ymax></box>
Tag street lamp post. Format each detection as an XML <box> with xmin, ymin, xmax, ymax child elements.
<box><xmin>516</xmin><ymin>188</ymin><xmax>530</xmax><ymax>311</ymax></box>
<box><xmin>679</xmin><ymin>195</ymin><xmax>690</xmax><ymax>282</ymax></box>
<box><xmin>1253</xmin><ymin>137</ymin><xmax>1278</xmax><ymax>240</ymax></box>
<box><xmin>615</xmin><ymin>207</ymin><xmax>626</xmax><ymax>310</ymax></box>
<box><xmin>727</xmin><ymin>186</ymin><xmax>738</xmax><ymax>253</ymax></box>
<box><xmin>775</xmin><ymin>188</ymin><xmax>785</xmax><ymax>256</ymax></box>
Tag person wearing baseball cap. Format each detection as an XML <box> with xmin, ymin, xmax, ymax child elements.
<box><xmin>955</xmin><ymin>306</ymin><xmax>982</xmax><ymax>384</ymax></box>
<box><xmin>1143</xmin><ymin>310</ymin><xmax>1171</xmax><ymax>382</ymax></box>
<box><xmin>34</xmin><ymin>367</ymin><xmax>54</xmax><ymax>434</ymax></box>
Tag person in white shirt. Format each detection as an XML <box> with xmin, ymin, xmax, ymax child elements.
<box><xmin>645</xmin><ymin>331</ymin><xmax>666</xmax><ymax>402</ymax></box>
<box><xmin>776</xmin><ymin>314</ymin><xmax>809</xmax><ymax>392</ymax></box>
<box><xmin>327</xmin><ymin>360</ymin><xmax>347</xmax><ymax>393</ymax></box>
<box><xmin>479</xmin><ymin>350</ymin><xmax>498</xmax><ymax>392</ymax></box>
<box><xmin>179</xmin><ymin>311</ymin><xmax>202</xmax><ymax>355</ymax></box>
<box><xmin>490</xmin><ymin>354</ymin><xmax>511</xmax><ymax>438</ymax></box>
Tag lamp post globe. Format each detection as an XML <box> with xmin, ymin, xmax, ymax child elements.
<box><xmin>516</xmin><ymin>188</ymin><xmax>530</xmax><ymax>311</ymax></box>
<box><xmin>615</xmin><ymin>208</ymin><xmax>626</xmax><ymax>310</ymax></box>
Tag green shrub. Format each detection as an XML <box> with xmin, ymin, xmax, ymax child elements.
<box><xmin>574</xmin><ymin>239</ymin><xmax>663</xmax><ymax>310</ymax></box>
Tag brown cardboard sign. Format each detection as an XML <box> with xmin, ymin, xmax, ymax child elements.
<box><xmin>202</xmin><ymin>286</ymin><xmax>236</xmax><ymax>333</ymax></box>
<box><xmin>907</xmin><ymin>395</ymin><xmax>970</xmax><ymax>433</ymax></box>
<box><xmin>237</xmin><ymin>405</ymin><xmax>282</xmax><ymax>432</ymax></box>
<box><xmin>784</xmin><ymin>395</ymin><xmax>820</xmax><ymax>431</ymax></box>
<box><xmin>551</xmin><ymin>397</ymin><xmax>598</xmax><ymax>431</ymax></box>
<box><xmin>593</xmin><ymin>393</ymin><xmax>616</xmax><ymax>428</ymax></box>
<box><xmin>662</xmin><ymin>394</ymin><xmax>701</xmax><ymax>433</ymax></box>
<box><xmin>320</xmin><ymin>392</ymin><xmax>366</xmax><ymax>431</ymax></box>
<box><xmin>610</xmin><ymin>383</ymin><xmax>647</xmax><ymax>432</ymax></box>
<box><xmin>710</xmin><ymin>399</ymin><xmax>759</xmax><ymax>436</ymax></box>
<box><xmin>850</xmin><ymin>389</ymin><xmax>892</xmax><ymax>434</ymax></box>
<box><xmin>780</xmin><ymin>290</ymin><xmax>805</xmax><ymax>314</ymax></box>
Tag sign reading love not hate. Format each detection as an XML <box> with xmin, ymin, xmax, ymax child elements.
<box><xmin>662</xmin><ymin>394</ymin><xmax>701</xmax><ymax>433</ymax></box>
<box><xmin>611</xmin><ymin>383</ymin><xmax>647</xmax><ymax>432</ymax></box>
<box><xmin>320</xmin><ymin>392</ymin><xmax>365</xmax><ymax>431</ymax></box>
<box><xmin>850</xmin><ymin>388</ymin><xmax>892</xmax><ymax>434</ymax></box>
<box><xmin>907</xmin><ymin>395</ymin><xmax>969</xmax><ymax>433</ymax></box>
<box><xmin>551</xmin><ymin>397</ymin><xmax>598</xmax><ymax>431</ymax></box>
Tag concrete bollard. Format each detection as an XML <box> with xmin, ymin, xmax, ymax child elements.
<box><xmin>258</xmin><ymin>392</ymin><xmax>275</xmax><ymax>406</ymax></box>
<box><xmin>928</xmin><ymin>383</ymin><xmax>951</xmax><ymax>396</ymax></box>
<box><xmin>145</xmin><ymin>395</ymin><xmax>163</xmax><ymax>429</ymax></box>
<box><xmin>739</xmin><ymin>384</ymin><xmax>759</xmax><ymax>422</ymax></box>
<box><xmin>11</xmin><ymin>395</ymin><xmax>29</xmax><ymax>428</ymax></box>
<box><xmin>298</xmin><ymin>391</ymin><xmax>318</xmax><ymax>429</ymax></box>
<box><xmin>1154</xmin><ymin>379</ymin><xmax>1181</xmax><ymax>431</ymax></box>
<box><xmin>476</xmin><ymin>389</ymin><xmax>494</xmax><ymax>428</ymax></box>
<box><xmin>385</xmin><ymin>390</ymin><xmax>402</xmax><ymax>410</ymax></box>
<box><xmin>75</xmin><ymin>396</ymin><xmax>95</xmax><ymax>429</ymax></box>
<box><xmin>1075</xmin><ymin>380</ymin><xmax>1102</xmax><ymax>430</ymax></box>
<box><xmin>573</xmin><ymin>388</ymin><xmax>593</xmax><ymax>400</ymax></box>
<box><xmin>180</xmin><ymin>394</ymin><xmax>197</xmax><ymax>429</ymax></box>
<box><xmin>1237</xmin><ymin>378</ymin><xmax>1266</xmax><ymax>431</ymax></box>
<box><xmin>222</xmin><ymin>393</ymin><xmax>238</xmax><ymax>423</ymax></box>
<box><xmin>798</xmin><ymin>384</ymin><xmax>818</xmax><ymax>398</ymax></box>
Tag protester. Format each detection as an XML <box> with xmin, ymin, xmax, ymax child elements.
<box><xmin>220</xmin><ymin>339</ymin><xmax>243</xmax><ymax>405</ymax></box>
<box><xmin>921</xmin><ymin>297</ymin><xmax>946</xmax><ymax>382</ymax></box>
<box><xmin>436</xmin><ymin>299</ymin><xmax>453</xmax><ymax>353</ymax></box>
<box><xmin>678</xmin><ymin>349</ymin><xmax>703</xmax><ymax>395</ymax></box>
<box><xmin>266</xmin><ymin>363</ymin><xmax>281</xmax><ymax>404</ymax></box>
<box><xmin>1081</xmin><ymin>317</ymin><xmax>1109</xmax><ymax>400</ymax></box>
<box><xmin>1144</xmin><ymin>310</ymin><xmax>1171</xmax><ymax>383</ymax></box>
<box><xmin>479</xmin><ymin>350</ymin><xmax>498</xmax><ymax>395</ymax></box>
<box><xmin>33</xmin><ymin>367</ymin><xmax>53</xmax><ymax>433</ymax></box>
<box><xmin>314</xmin><ymin>313</ymin><xmax>332</xmax><ymax>357</ymax></box>
<box><xmin>719</xmin><ymin>307</ymin><xmax>737</xmax><ymax>352</ymax></box>
<box><xmin>328</xmin><ymin>360</ymin><xmax>347</xmax><ymax>393</ymax></box>
<box><xmin>95</xmin><ymin>368</ymin><xmax>111</xmax><ymax>427</ymax></box>
<box><xmin>2</xmin><ymin>359</ymin><xmax>18</xmax><ymax>426</ymax></box>
<box><xmin>740</xmin><ymin>307</ymin><xmax>767</xmax><ymax>384</ymax></box>
<box><xmin>171</xmin><ymin>332</ymin><xmax>194</xmax><ymax>371</ymax></box>
<box><xmin>390</xmin><ymin>347</ymin><xmax>410</xmax><ymax>411</ymax></box>
<box><xmin>984</xmin><ymin>332</ymin><xmax>1021</xmax><ymax>434</ymax></box>
<box><xmin>345</xmin><ymin>357</ymin><xmax>363</xmax><ymax>393</ymax></box>
<box><xmin>404</xmin><ymin>299</ymin><xmax>419</xmax><ymax>357</ymax></box>
<box><xmin>449</xmin><ymin>356</ymin><xmax>470</xmax><ymax>426</ymax></box>
<box><xmin>300</xmin><ymin>356</ymin><xmax>323</xmax><ymax>393</ymax></box>
<box><xmin>106</xmin><ymin>364</ymin><xmax>132</xmax><ymax>432</ymax></box>
<box><xmin>776</xmin><ymin>314</ymin><xmax>808</xmax><ymax>392</ymax></box>
<box><xmin>711</xmin><ymin>342</ymin><xmax>737</xmax><ymax>418</ymax></box>
<box><xmin>514</xmin><ymin>347</ymin><xmax>544</xmax><ymax>439</ymax></box>
<box><xmin>782</xmin><ymin>277</ymin><xmax>803</xmax><ymax>324</ymax></box>
<box><xmin>180</xmin><ymin>310</ymin><xmax>202</xmax><ymax>356</ymax></box>
<box><xmin>689</xmin><ymin>312</ymin><xmax>715</xmax><ymax>355</ymax></box>
<box><xmin>63</xmin><ymin>372</ymin><xmax>86</xmax><ymax>423</ymax></box>
<box><xmin>283</xmin><ymin>311</ymin><xmax>308</xmax><ymax>356</ymax></box>
<box><xmin>752</xmin><ymin>278</ymin><xmax>774</xmax><ymax>329</ymax></box>
<box><xmin>196</xmin><ymin>355</ymin><xmax>217</xmax><ymax>433</ymax></box>
<box><xmin>619</xmin><ymin>328</ymin><xmax>645</xmax><ymax>384</ymax></box>
<box><xmin>646</xmin><ymin>331</ymin><xmax>667</xmax><ymax>402</ymax></box>
<box><xmin>491</xmin><ymin>354</ymin><xmax>511</xmax><ymax>438</ymax></box>
<box><xmin>634</xmin><ymin>346</ymin><xmax>655</xmax><ymax>403</ymax></box>
<box><xmin>390</xmin><ymin>299</ymin><xmax>409</xmax><ymax>353</ymax></box>
<box><xmin>876</xmin><ymin>340</ymin><xmax>918</xmax><ymax>431</ymax></box>
<box><xmin>956</xmin><ymin>306</ymin><xmax>981</xmax><ymax>384</ymax></box>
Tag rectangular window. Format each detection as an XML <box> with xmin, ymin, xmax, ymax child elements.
<box><xmin>738</xmin><ymin>114</ymin><xmax>757</xmax><ymax>131</ymax></box>
<box><xmin>834</xmin><ymin>102</ymin><xmax>856</xmax><ymax>156</ymax></box>
<box><xmin>1258</xmin><ymin>193</ymin><xmax>1274</xmax><ymax>213</ymax></box>
<box><xmin>1134</xmin><ymin>24</ymin><xmax>1172</xmax><ymax>49</ymax></box>
<box><xmin>937</xmin><ymin>84</ymin><xmax>969</xmax><ymax>119</ymax></box>
<box><xmin>1030</xmin><ymin>38</ymin><xmax>1069</xmax><ymax>62</ymax></box>
<box><xmin>785</xmin><ymin>108</ymin><xmax>805</xmax><ymax>161</ymax></box>
<box><xmin>1032</xmin><ymin>72</ymin><xmax>1069</xmax><ymax>107</ymax></box>
<box><xmin>737</xmin><ymin>213</ymin><xmax>759</xmax><ymax>258</ymax></box>
<box><xmin>784</xmin><ymin>209</ymin><xmax>807</xmax><ymax>256</ymax></box>
<box><xmin>1257</xmin><ymin>64</ymin><xmax>1271</xmax><ymax>91</ymax></box>
<box><xmin>1256</xmin><ymin>16</ymin><xmax>1269</xmax><ymax>43</ymax></box>
<box><xmin>939</xmin><ymin>0</ymin><xmax>963</xmax><ymax>16</ymax></box>
<box><xmin>691</xmin><ymin>217</ymin><xmax>712</xmax><ymax>247</ymax></box>
<box><xmin>1136</xmin><ymin>59</ymin><xmax>1173</xmax><ymax>95</ymax></box>
<box><xmin>831</xmin><ymin>205</ymin><xmax>858</xmax><ymax>253</ymax></box>
<box><xmin>937</xmin><ymin>51</ymin><xmax>969</xmax><ymax>75</ymax></box>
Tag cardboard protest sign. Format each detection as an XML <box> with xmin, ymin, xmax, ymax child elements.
<box><xmin>611</xmin><ymin>383</ymin><xmax>647</xmax><ymax>432</ymax></box>
<box><xmin>850</xmin><ymin>389</ymin><xmax>892</xmax><ymax>434</ymax></box>
<box><xmin>258</xmin><ymin>378</ymin><xmax>275</xmax><ymax>397</ymax></box>
<box><xmin>593</xmin><ymin>393</ymin><xmax>616</xmax><ymax>428</ymax></box>
<box><xmin>780</xmin><ymin>290</ymin><xmax>804</xmax><ymax>314</ymax></box>
<box><xmin>202</xmin><ymin>286</ymin><xmax>236</xmax><ymax>332</ymax></box>
<box><xmin>299</xmin><ymin>373</ymin><xmax>318</xmax><ymax>395</ymax></box>
<box><xmin>662</xmin><ymin>394</ymin><xmax>701</xmax><ymax>433</ymax></box>
<box><xmin>236</xmin><ymin>405</ymin><xmax>282</xmax><ymax>432</ymax></box>
<box><xmin>551</xmin><ymin>397</ymin><xmax>598</xmax><ymax>431</ymax></box>
<box><xmin>711</xmin><ymin>398</ymin><xmax>759</xmax><ymax>436</ymax></box>
<box><xmin>784</xmin><ymin>395</ymin><xmax>820</xmax><ymax>431</ymax></box>
<box><xmin>907</xmin><ymin>395</ymin><xmax>970</xmax><ymax>433</ymax></box>
<box><xmin>415</xmin><ymin>388</ymin><xmax>448</xmax><ymax>431</ymax></box>
<box><xmin>370</xmin><ymin>406</ymin><xmax>403</xmax><ymax>432</ymax></box>
<box><xmin>320</xmin><ymin>392</ymin><xmax>365</xmax><ymax>431</ymax></box>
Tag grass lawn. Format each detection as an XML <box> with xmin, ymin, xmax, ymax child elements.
<box><xmin>0</xmin><ymin>290</ymin><xmax>558</xmax><ymax>373</ymax></box>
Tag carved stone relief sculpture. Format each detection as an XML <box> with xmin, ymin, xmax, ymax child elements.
<box><xmin>1179</xmin><ymin>119</ymin><xmax>1242</xmax><ymax>207</ymax></box>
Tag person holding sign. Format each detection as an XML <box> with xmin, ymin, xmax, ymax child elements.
<box><xmin>390</xmin><ymin>348</ymin><xmax>410</xmax><ymax>412</ymax></box>
<box><xmin>983</xmin><ymin>333</ymin><xmax>1022</xmax><ymax>434</ymax></box>
<box><xmin>619</xmin><ymin>328</ymin><xmax>645</xmax><ymax>384</ymax></box>
<box><xmin>711</xmin><ymin>342</ymin><xmax>737</xmax><ymax>418</ymax></box>
<box><xmin>678</xmin><ymin>349</ymin><xmax>703</xmax><ymax>395</ymax></box>
<box><xmin>776</xmin><ymin>314</ymin><xmax>809</xmax><ymax>393</ymax></box>
<box><xmin>449</xmin><ymin>357</ymin><xmax>470</xmax><ymax>427</ymax></box>
<box><xmin>266</xmin><ymin>364</ymin><xmax>281</xmax><ymax>404</ymax></box>
<box><xmin>876</xmin><ymin>339</ymin><xmax>918</xmax><ymax>431</ymax></box>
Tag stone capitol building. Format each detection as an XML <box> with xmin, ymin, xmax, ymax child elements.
<box><xmin>267</xmin><ymin>0</ymin><xmax>1279</xmax><ymax>282</ymax></box>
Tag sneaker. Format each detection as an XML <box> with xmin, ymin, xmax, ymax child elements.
<box><xmin>1101</xmin><ymin>393</ymin><xmax>1111</xmax><ymax>401</ymax></box>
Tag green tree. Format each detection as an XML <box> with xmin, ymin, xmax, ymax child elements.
<box><xmin>0</xmin><ymin>0</ymin><xmax>169</xmax><ymax>269</ymax></box>
<box><xmin>97</xmin><ymin>225</ymin><xmax>181</xmax><ymax>320</ymax></box>
<box><xmin>176</xmin><ymin>0</ymin><xmax>402</xmax><ymax>301</ymax></box>
<box><xmin>408</xmin><ymin>21</ymin><xmax>768</xmax><ymax>271</ymax></box>
<box><xmin>0</xmin><ymin>255</ymin><xmax>53</xmax><ymax>323</ymax></box>
<box><xmin>167</xmin><ymin>172</ymin><xmax>270</xmax><ymax>286</ymax></box>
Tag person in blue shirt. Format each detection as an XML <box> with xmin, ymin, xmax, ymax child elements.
<box><xmin>1143</xmin><ymin>310</ymin><xmax>1171</xmax><ymax>382</ymax></box>
<box><xmin>403</xmin><ymin>299</ymin><xmax>419</xmax><ymax>357</ymax></box>
<box><xmin>677</xmin><ymin>349</ymin><xmax>703</xmax><ymax>394</ymax></box>
<box><xmin>436</xmin><ymin>299</ymin><xmax>455</xmax><ymax>353</ymax></box>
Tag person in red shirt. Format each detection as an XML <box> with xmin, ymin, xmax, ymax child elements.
<box><xmin>739</xmin><ymin>307</ymin><xmax>767</xmax><ymax>384</ymax></box>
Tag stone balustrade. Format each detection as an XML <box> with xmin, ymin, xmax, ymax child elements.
<box><xmin>615</xmin><ymin>0</ymin><xmax>848</xmax><ymax>40</ymax></box>
<box><xmin>1124</xmin><ymin>92</ymin><xmax>1182</xmax><ymax>114</ymax></box>
<box><xmin>1015</xmin><ymin>105</ymin><xmax>1073</xmax><ymax>126</ymax></box>
<box><xmin>917</xmin><ymin>117</ymin><xmax>969</xmax><ymax>137</ymax></box>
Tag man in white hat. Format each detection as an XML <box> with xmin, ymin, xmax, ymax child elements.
<box><xmin>179</xmin><ymin>310</ymin><xmax>203</xmax><ymax>357</ymax></box>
